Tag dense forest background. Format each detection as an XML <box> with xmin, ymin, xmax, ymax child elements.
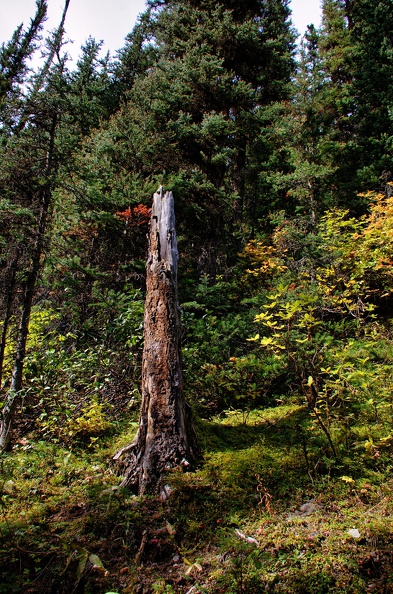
<box><xmin>1</xmin><ymin>0</ymin><xmax>393</xmax><ymax>592</ymax></box>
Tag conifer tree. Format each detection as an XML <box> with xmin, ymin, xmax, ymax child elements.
<box><xmin>87</xmin><ymin>0</ymin><xmax>295</xmax><ymax>276</ymax></box>
<box><xmin>0</xmin><ymin>1</ymin><xmax>70</xmax><ymax>450</ymax></box>
<box><xmin>0</xmin><ymin>0</ymin><xmax>47</xmax><ymax>132</ymax></box>
<box><xmin>349</xmin><ymin>0</ymin><xmax>393</xmax><ymax>188</ymax></box>
<box><xmin>268</xmin><ymin>25</ymin><xmax>337</xmax><ymax>223</ymax></box>
<box><xmin>317</xmin><ymin>0</ymin><xmax>393</xmax><ymax>203</ymax></box>
<box><xmin>0</xmin><ymin>0</ymin><xmax>48</xmax><ymax>392</ymax></box>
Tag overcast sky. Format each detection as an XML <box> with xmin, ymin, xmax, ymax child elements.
<box><xmin>0</xmin><ymin>0</ymin><xmax>322</xmax><ymax>65</ymax></box>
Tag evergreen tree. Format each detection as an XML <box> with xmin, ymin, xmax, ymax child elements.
<box><xmin>0</xmin><ymin>2</ymin><xmax>70</xmax><ymax>450</ymax></box>
<box><xmin>114</xmin><ymin>6</ymin><xmax>159</xmax><ymax>97</ymax></box>
<box><xmin>349</xmin><ymin>0</ymin><xmax>393</xmax><ymax>189</ymax></box>
<box><xmin>268</xmin><ymin>25</ymin><xmax>337</xmax><ymax>224</ymax></box>
<box><xmin>0</xmin><ymin>0</ymin><xmax>48</xmax><ymax>387</ymax></box>
<box><xmin>81</xmin><ymin>0</ymin><xmax>295</xmax><ymax>278</ymax></box>
<box><xmin>0</xmin><ymin>0</ymin><xmax>47</xmax><ymax>132</ymax></box>
<box><xmin>65</xmin><ymin>38</ymin><xmax>119</xmax><ymax>139</ymax></box>
<box><xmin>317</xmin><ymin>0</ymin><xmax>393</xmax><ymax>204</ymax></box>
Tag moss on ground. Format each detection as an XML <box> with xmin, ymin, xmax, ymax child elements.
<box><xmin>1</xmin><ymin>403</ymin><xmax>393</xmax><ymax>593</ymax></box>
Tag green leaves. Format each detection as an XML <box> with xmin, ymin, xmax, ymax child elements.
<box><xmin>64</xmin><ymin>542</ymin><xmax>105</xmax><ymax>582</ymax></box>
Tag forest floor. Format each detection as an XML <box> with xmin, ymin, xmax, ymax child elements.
<box><xmin>1</xmin><ymin>403</ymin><xmax>393</xmax><ymax>593</ymax></box>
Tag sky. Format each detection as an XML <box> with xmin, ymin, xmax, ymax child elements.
<box><xmin>0</xmin><ymin>0</ymin><xmax>322</xmax><ymax>65</ymax></box>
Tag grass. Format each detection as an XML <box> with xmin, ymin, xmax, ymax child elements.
<box><xmin>1</xmin><ymin>401</ymin><xmax>393</xmax><ymax>593</ymax></box>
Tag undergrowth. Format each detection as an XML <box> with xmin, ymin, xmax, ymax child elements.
<box><xmin>1</xmin><ymin>402</ymin><xmax>393</xmax><ymax>593</ymax></box>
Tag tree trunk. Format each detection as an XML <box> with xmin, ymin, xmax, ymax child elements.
<box><xmin>0</xmin><ymin>249</ymin><xmax>19</xmax><ymax>389</ymax></box>
<box><xmin>0</xmin><ymin>116</ymin><xmax>56</xmax><ymax>452</ymax></box>
<box><xmin>114</xmin><ymin>187</ymin><xmax>197</xmax><ymax>495</ymax></box>
<box><xmin>0</xmin><ymin>0</ymin><xmax>70</xmax><ymax>451</ymax></box>
<box><xmin>17</xmin><ymin>0</ymin><xmax>71</xmax><ymax>133</ymax></box>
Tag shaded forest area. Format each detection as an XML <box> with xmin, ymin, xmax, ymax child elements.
<box><xmin>1</xmin><ymin>0</ymin><xmax>393</xmax><ymax>592</ymax></box>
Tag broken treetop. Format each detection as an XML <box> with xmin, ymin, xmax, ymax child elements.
<box><xmin>150</xmin><ymin>187</ymin><xmax>178</xmax><ymax>275</ymax></box>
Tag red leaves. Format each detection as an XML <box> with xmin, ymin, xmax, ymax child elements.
<box><xmin>115</xmin><ymin>204</ymin><xmax>151</xmax><ymax>226</ymax></box>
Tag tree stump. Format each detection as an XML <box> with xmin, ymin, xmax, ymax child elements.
<box><xmin>114</xmin><ymin>187</ymin><xmax>197</xmax><ymax>495</ymax></box>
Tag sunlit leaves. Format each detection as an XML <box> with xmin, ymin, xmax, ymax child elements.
<box><xmin>244</xmin><ymin>194</ymin><xmax>393</xmax><ymax>455</ymax></box>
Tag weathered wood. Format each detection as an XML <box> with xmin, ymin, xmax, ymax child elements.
<box><xmin>114</xmin><ymin>187</ymin><xmax>197</xmax><ymax>495</ymax></box>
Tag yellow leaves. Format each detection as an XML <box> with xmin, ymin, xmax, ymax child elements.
<box><xmin>351</xmin><ymin>192</ymin><xmax>393</xmax><ymax>292</ymax></box>
<box><xmin>246</xmin><ymin>269</ymin><xmax>261</xmax><ymax>277</ymax></box>
<box><xmin>364</xmin><ymin>438</ymin><xmax>375</xmax><ymax>454</ymax></box>
<box><xmin>259</xmin><ymin>336</ymin><xmax>285</xmax><ymax>350</ymax></box>
<box><xmin>247</xmin><ymin>192</ymin><xmax>393</xmax><ymax>360</ymax></box>
<box><xmin>266</xmin><ymin>320</ymin><xmax>285</xmax><ymax>330</ymax></box>
<box><xmin>67</xmin><ymin>398</ymin><xmax>112</xmax><ymax>439</ymax></box>
<box><xmin>267</xmin><ymin>291</ymin><xmax>285</xmax><ymax>300</ymax></box>
<box><xmin>340</xmin><ymin>476</ymin><xmax>355</xmax><ymax>484</ymax></box>
<box><xmin>379</xmin><ymin>435</ymin><xmax>393</xmax><ymax>447</ymax></box>
<box><xmin>242</xmin><ymin>240</ymin><xmax>287</xmax><ymax>280</ymax></box>
<box><xmin>254</xmin><ymin>312</ymin><xmax>273</xmax><ymax>323</ymax></box>
<box><xmin>297</xmin><ymin>313</ymin><xmax>320</xmax><ymax>329</ymax></box>
<box><xmin>255</xmin><ymin>309</ymin><xmax>285</xmax><ymax>330</ymax></box>
<box><xmin>282</xmin><ymin>300</ymin><xmax>303</xmax><ymax>317</ymax></box>
<box><xmin>264</xmin><ymin>301</ymin><xmax>277</xmax><ymax>309</ymax></box>
<box><xmin>260</xmin><ymin>336</ymin><xmax>274</xmax><ymax>347</ymax></box>
<box><xmin>295</xmin><ymin>337</ymin><xmax>309</xmax><ymax>344</ymax></box>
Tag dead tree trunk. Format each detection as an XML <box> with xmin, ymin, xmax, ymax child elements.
<box><xmin>114</xmin><ymin>187</ymin><xmax>197</xmax><ymax>495</ymax></box>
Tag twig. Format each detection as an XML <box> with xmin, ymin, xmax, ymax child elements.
<box><xmin>364</xmin><ymin>497</ymin><xmax>389</xmax><ymax>515</ymax></box>
<box><xmin>113</xmin><ymin>441</ymin><xmax>136</xmax><ymax>460</ymax></box>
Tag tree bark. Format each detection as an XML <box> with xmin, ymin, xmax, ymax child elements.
<box><xmin>114</xmin><ymin>187</ymin><xmax>197</xmax><ymax>495</ymax></box>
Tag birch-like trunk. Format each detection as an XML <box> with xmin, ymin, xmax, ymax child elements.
<box><xmin>114</xmin><ymin>187</ymin><xmax>197</xmax><ymax>495</ymax></box>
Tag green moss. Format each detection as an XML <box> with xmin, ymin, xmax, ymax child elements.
<box><xmin>2</xmin><ymin>400</ymin><xmax>393</xmax><ymax>593</ymax></box>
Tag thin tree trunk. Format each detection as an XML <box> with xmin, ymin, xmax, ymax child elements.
<box><xmin>16</xmin><ymin>0</ymin><xmax>71</xmax><ymax>133</ymax></box>
<box><xmin>0</xmin><ymin>0</ymin><xmax>69</xmax><ymax>451</ymax></box>
<box><xmin>0</xmin><ymin>116</ymin><xmax>56</xmax><ymax>452</ymax></box>
<box><xmin>33</xmin><ymin>0</ymin><xmax>71</xmax><ymax>91</ymax></box>
<box><xmin>114</xmin><ymin>187</ymin><xmax>197</xmax><ymax>495</ymax></box>
<box><xmin>0</xmin><ymin>249</ymin><xmax>19</xmax><ymax>389</ymax></box>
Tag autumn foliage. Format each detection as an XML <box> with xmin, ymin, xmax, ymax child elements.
<box><xmin>115</xmin><ymin>204</ymin><xmax>151</xmax><ymax>226</ymax></box>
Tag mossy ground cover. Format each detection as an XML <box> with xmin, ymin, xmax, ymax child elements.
<box><xmin>1</xmin><ymin>403</ymin><xmax>393</xmax><ymax>593</ymax></box>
